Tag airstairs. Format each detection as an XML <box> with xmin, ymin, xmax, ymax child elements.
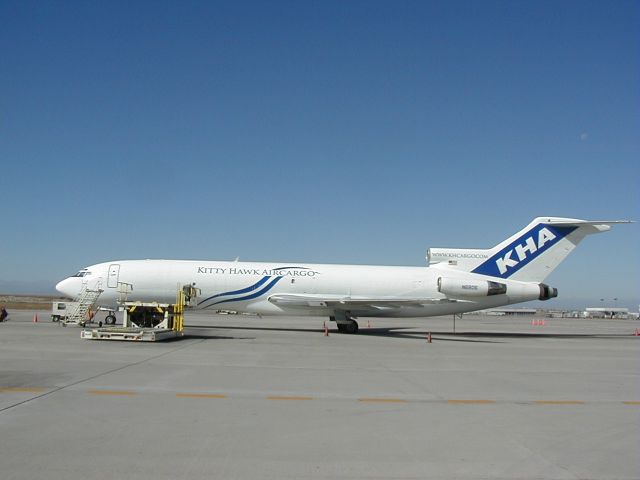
<box><xmin>62</xmin><ymin>283</ymin><xmax>103</xmax><ymax>326</ymax></box>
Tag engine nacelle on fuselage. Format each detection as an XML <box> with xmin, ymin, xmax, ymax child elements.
<box><xmin>437</xmin><ymin>277</ymin><xmax>507</xmax><ymax>297</ymax></box>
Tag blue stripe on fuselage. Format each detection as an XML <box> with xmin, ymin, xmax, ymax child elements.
<box><xmin>209</xmin><ymin>276</ymin><xmax>284</xmax><ymax>306</ymax></box>
<box><xmin>198</xmin><ymin>275</ymin><xmax>271</xmax><ymax>307</ymax></box>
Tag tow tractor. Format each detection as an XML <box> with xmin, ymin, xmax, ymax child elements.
<box><xmin>80</xmin><ymin>285</ymin><xmax>199</xmax><ymax>342</ymax></box>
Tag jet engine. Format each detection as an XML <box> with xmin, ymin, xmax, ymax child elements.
<box><xmin>437</xmin><ymin>277</ymin><xmax>507</xmax><ymax>297</ymax></box>
<box><xmin>538</xmin><ymin>283</ymin><xmax>558</xmax><ymax>300</ymax></box>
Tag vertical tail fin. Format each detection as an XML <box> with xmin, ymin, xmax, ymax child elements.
<box><xmin>427</xmin><ymin>217</ymin><xmax>631</xmax><ymax>282</ymax></box>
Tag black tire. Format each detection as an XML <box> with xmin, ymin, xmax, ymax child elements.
<box><xmin>105</xmin><ymin>315</ymin><xmax>116</xmax><ymax>325</ymax></box>
<box><xmin>337</xmin><ymin>320</ymin><xmax>359</xmax><ymax>334</ymax></box>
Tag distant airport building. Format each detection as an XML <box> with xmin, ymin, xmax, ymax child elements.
<box><xmin>583</xmin><ymin>307</ymin><xmax>629</xmax><ymax>319</ymax></box>
<box><xmin>476</xmin><ymin>308</ymin><xmax>538</xmax><ymax>316</ymax></box>
<box><xmin>474</xmin><ymin>306</ymin><xmax>638</xmax><ymax>319</ymax></box>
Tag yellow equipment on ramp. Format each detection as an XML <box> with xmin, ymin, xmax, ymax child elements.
<box><xmin>80</xmin><ymin>284</ymin><xmax>200</xmax><ymax>342</ymax></box>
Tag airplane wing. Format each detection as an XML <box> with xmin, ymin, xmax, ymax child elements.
<box><xmin>268</xmin><ymin>293</ymin><xmax>468</xmax><ymax>310</ymax></box>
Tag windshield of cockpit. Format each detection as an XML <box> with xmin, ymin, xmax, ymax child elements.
<box><xmin>71</xmin><ymin>270</ymin><xmax>91</xmax><ymax>277</ymax></box>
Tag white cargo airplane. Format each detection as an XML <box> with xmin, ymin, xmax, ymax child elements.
<box><xmin>56</xmin><ymin>217</ymin><xmax>629</xmax><ymax>333</ymax></box>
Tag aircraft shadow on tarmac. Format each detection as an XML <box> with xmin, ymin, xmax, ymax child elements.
<box><xmin>188</xmin><ymin>324</ymin><xmax>503</xmax><ymax>342</ymax></box>
<box><xmin>181</xmin><ymin>331</ymin><xmax>255</xmax><ymax>341</ymax></box>
<box><xmin>185</xmin><ymin>325</ymin><xmax>633</xmax><ymax>343</ymax></box>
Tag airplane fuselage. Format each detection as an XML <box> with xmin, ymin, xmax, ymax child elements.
<box><xmin>56</xmin><ymin>259</ymin><xmax>543</xmax><ymax>318</ymax></box>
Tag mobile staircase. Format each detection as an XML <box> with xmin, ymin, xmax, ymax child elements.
<box><xmin>62</xmin><ymin>283</ymin><xmax>103</xmax><ymax>327</ymax></box>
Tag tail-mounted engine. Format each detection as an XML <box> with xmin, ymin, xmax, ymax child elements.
<box><xmin>538</xmin><ymin>283</ymin><xmax>558</xmax><ymax>301</ymax></box>
<box><xmin>437</xmin><ymin>277</ymin><xmax>507</xmax><ymax>297</ymax></box>
<box><xmin>438</xmin><ymin>277</ymin><xmax>558</xmax><ymax>302</ymax></box>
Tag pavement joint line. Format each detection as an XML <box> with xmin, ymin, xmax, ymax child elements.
<box><xmin>447</xmin><ymin>399</ymin><xmax>496</xmax><ymax>404</ymax></box>
<box><xmin>88</xmin><ymin>389</ymin><xmax>137</xmax><ymax>396</ymax></box>
<box><xmin>266</xmin><ymin>396</ymin><xmax>314</xmax><ymax>401</ymax></box>
<box><xmin>534</xmin><ymin>400</ymin><xmax>585</xmax><ymax>405</ymax></box>
<box><xmin>176</xmin><ymin>393</ymin><xmax>227</xmax><ymax>399</ymax></box>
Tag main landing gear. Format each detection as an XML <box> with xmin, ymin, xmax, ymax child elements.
<box><xmin>331</xmin><ymin>312</ymin><xmax>359</xmax><ymax>334</ymax></box>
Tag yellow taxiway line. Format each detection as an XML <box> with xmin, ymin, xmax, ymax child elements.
<box><xmin>2</xmin><ymin>387</ymin><xmax>637</xmax><ymax>406</ymax></box>
<box><xmin>87</xmin><ymin>389</ymin><xmax>137</xmax><ymax>396</ymax></box>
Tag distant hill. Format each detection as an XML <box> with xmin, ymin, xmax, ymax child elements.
<box><xmin>0</xmin><ymin>294</ymin><xmax>66</xmax><ymax>310</ymax></box>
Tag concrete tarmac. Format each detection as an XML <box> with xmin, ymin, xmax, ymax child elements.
<box><xmin>1</xmin><ymin>310</ymin><xmax>638</xmax><ymax>479</ymax></box>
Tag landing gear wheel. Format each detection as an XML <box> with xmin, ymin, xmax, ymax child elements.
<box><xmin>105</xmin><ymin>315</ymin><xmax>116</xmax><ymax>325</ymax></box>
<box><xmin>337</xmin><ymin>320</ymin><xmax>359</xmax><ymax>334</ymax></box>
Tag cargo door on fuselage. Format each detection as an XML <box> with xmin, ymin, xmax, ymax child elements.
<box><xmin>107</xmin><ymin>264</ymin><xmax>120</xmax><ymax>288</ymax></box>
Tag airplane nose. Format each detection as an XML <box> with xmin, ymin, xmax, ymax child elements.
<box><xmin>55</xmin><ymin>278</ymin><xmax>78</xmax><ymax>298</ymax></box>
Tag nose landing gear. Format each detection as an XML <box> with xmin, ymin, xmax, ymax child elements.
<box><xmin>104</xmin><ymin>312</ymin><xmax>117</xmax><ymax>325</ymax></box>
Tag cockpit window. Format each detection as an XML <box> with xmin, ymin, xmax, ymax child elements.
<box><xmin>71</xmin><ymin>270</ymin><xmax>91</xmax><ymax>277</ymax></box>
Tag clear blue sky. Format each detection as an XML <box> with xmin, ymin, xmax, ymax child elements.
<box><xmin>1</xmin><ymin>0</ymin><xmax>638</xmax><ymax>309</ymax></box>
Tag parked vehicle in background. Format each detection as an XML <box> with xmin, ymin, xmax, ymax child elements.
<box><xmin>51</xmin><ymin>301</ymin><xmax>79</xmax><ymax>322</ymax></box>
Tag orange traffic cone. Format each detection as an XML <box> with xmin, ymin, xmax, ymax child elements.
<box><xmin>323</xmin><ymin>321</ymin><xmax>329</xmax><ymax>337</ymax></box>
<box><xmin>33</xmin><ymin>313</ymin><xmax>38</xmax><ymax>323</ymax></box>
<box><xmin>427</xmin><ymin>332</ymin><xmax>432</xmax><ymax>343</ymax></box>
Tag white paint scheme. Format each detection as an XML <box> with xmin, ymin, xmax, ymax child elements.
<box><xmin>55</xmin><ymin>217</ymin><xmax>630</xmax><ymax>331</ymax></box>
